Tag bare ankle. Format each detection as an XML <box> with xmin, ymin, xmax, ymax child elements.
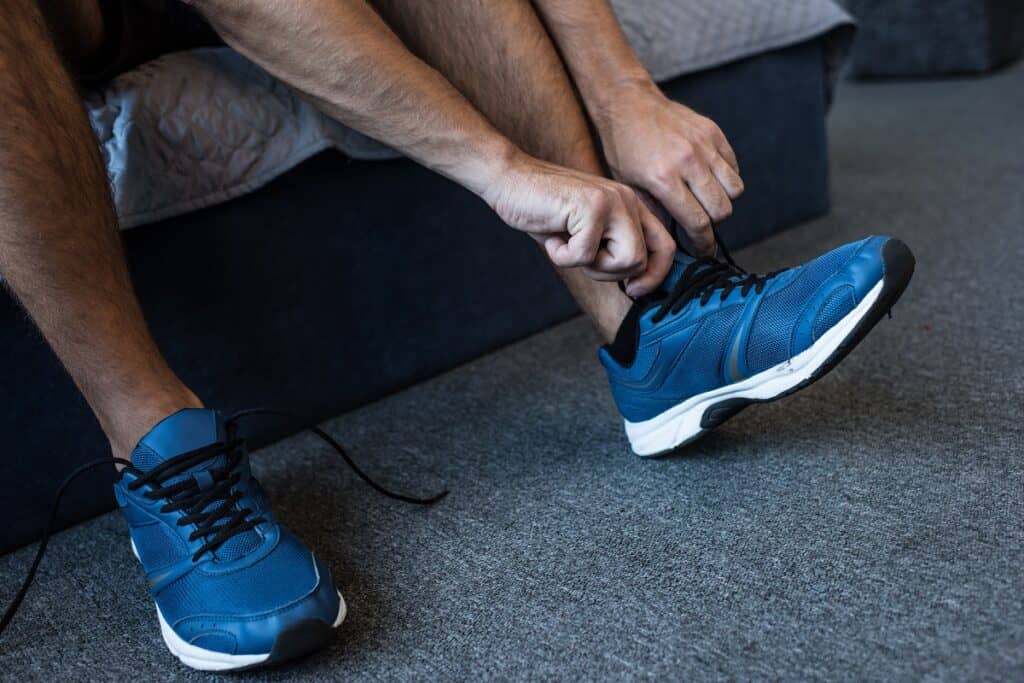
<box><xmin>101</xmin><ymin>385</ymin><xmax>204</xmax><ymax>462</ymax></box>
<box><xmin>593</xmin><ymin>303</ymin><xmax>631</xmax><ymax>343</ymax></box>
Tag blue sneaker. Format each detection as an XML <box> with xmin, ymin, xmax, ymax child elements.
<box><xmin>115</xmin><ymin>409</ymin><xmax>345</xmax><ymax>671</ymax></box>
<box><xmin>601</xmin><ymin>236</ymin><xmax>914</xmax><ymax>456</ymax></box>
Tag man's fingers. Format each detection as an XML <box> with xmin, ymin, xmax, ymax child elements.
<box><xmin>623</xmin><ymin>202</ymin><xmax>675</xmax><ymax>297</ymax></box>
<box><xmin>686</xmin><ymin>165</ymin><xmax>733</xmax><ymax>225</ymax></box>
<box><xmin>713</xmin><ymin>135</ymin><xmax>739</xmax><ymax>174</ymax></box>
<box><xmin>544</xmin><ymin>184</ymin><xmax>651</xmax><ymax>280</ymax></box>
<box><xmin>710</xmin><ymin>153</ymin><xmax>744</xmax><ymax>200</ymax></box>
<box><xmin>590</xmin><ymin>247</ymin><xmax>646</xmax><ymax>279</ymax></box>
<box><xmin>590</xmin><ymin>204</ymin><xmax>647</xmax><ymax>278</ymax></box>
<box><xmin>653</xmin><ymin>177</ymin><xmax>715</xmax><ymax>258</ymax></box>
<box><xmin>698</xmin><ymin>117</ymin><xmax>739</xmax><ymax>173</ymax></box>
<box><xmin>542</xmin><ymin>224</ymin><xmax>600</xmax><ymax>269</ymax></box>
<box><xmin>542</xmin><ymin>235</ymin><xmax>572</xmax><ymax>267</ymax></box>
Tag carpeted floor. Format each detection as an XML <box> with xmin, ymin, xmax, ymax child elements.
<box><xmin>2</xmin><ymin>62</ymin><xmax>1023</xmax><ymax>681</ymax></box>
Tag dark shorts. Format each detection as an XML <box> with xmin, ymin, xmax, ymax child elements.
<box><xmin>75</xmin><ymin>0</ymin><xmax>221</xmax><ymax>85</ymax></box>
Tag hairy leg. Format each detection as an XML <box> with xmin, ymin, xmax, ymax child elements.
<box><xmin>370</xmin><ymin>0</ymin><xmax>634</xmax><ymax>341</ymax></box>
<box><xmin>0</xmin><ymin>0</ymin><xmax>200</xmax><ymax>460</ymax></box>
<box><xmin>37</xmin><ymin>0</ymin><xmax>106</xmax><ymax>63</ymax></box>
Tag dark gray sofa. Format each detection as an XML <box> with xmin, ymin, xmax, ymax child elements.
<box><xmin>841</xmin><ymin>0</ymin><xmax>1024</xmax><ymax>77</ymax></box>
<box><xmin>1</xmin><ymin>37</ymin><xmax>840</xmax><ymax>554</ymax></box>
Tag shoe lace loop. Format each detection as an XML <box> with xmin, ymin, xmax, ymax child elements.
<box><xmin>128</xmin><ymin>429</ymin><xmax>261</xmax><ymax>563</ymax></box>
<box><xmin>650</xmin><ymin>223</ymin><xmax>780</xmax><ymax>323</ymax></box>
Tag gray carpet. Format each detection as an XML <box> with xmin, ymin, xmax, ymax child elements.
<box><xmin>2</xmin><ymin>63</ymin><xmax>1023</xmax><ymax>681</ymax></box>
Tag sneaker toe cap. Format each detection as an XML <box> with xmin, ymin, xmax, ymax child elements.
<box><xmin>168</xmin><ymin>554</ymin><xmax>343</xmax><ymax>656</ymax></box>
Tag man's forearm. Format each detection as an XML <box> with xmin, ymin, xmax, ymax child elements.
<box><xmin>191</xmin><ymin>0</ymin><xmax>515</xmax><ymax>196</ymax></box>
<box><xmin>531</xmin><ymin>0</ymin><xmax>656</xmax><ymax>126</ymax></box>
<box><xmin>533</xmin><ymin>0</ymin><xmax>743</xmax><ymax>257</ymax></box>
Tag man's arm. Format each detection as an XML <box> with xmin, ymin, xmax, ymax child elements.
<box><xmin>532</xmin><ymin>0</ymin><xmax>744</xmax><ymax>257</ymax></box>
<box><xmin>186</xmin><ymin>0</ymin><xmax>672</xmax><ymax>293</ymax></box>
<box><xmin>193</xmin><ymin>0</ymin><xmax>505</xmax><ymax>196</ymax></box>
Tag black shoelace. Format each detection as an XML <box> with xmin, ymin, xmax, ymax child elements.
<box><xmin>0</xmin><ymin>408</ymin><xmax>446</xmax><ymax>639</ymax></box>
<box><xmin>649</xmin><ymin>223</ymin><xmax>781</xmax><ymax>322</ymax></box>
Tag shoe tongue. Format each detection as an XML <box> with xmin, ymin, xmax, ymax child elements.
<box><xmin>131</xmin><ymin>408</ymin><xmax>227</xmax><ymax>473</ymax></box>
<box><xmin>659</xmin><ymin>251</ymin><xmax>708</xmax><ymax>294</ymax></box>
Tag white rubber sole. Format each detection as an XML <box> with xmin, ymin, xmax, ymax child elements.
<box><xmin>155</xmin><ymin>592</ymin><xmax>347</xmax><ymax>672</ymax></box>
<box><xmin>624</xmin><ymin>279</ymin><xmax>884</xmax><ymax>457</ymax></box>
<box><xmin>130</xmin><ymin>539</ymin><xmax>347</xmax><ymax>672</ymax></box>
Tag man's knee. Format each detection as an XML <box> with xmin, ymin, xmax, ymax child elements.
<box><xmin>0</xmin><ymin>2</ymin><xmax>51</xmax><ymax>75</ymax></box>
<box><xmin>34</xmin><ymin>0</ymin><xmax>106</xmax><ymax>65</ymax></box>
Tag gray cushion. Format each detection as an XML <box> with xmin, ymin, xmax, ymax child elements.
<box><xmin>613</xmin><ymin>0</ymin><xmax>852</xmax><ymax>85</ymax></box>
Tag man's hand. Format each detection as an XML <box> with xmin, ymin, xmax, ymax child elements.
<box><xmin>595</xmin><ymin>81</ymin><xmax>744</xmax><ymax>257</ymax></box>
<box><xmin>484</xmin><ymin>153</ymin><xmax>675</xmax><ymax>297</ymax></box>
<box><xmin>531</xmin><ymin>0</ymin><xmax>745</xmax><ymax>258</ymax></box>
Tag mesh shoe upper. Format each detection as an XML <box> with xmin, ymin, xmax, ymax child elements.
<box><xmin>600</xmin><ymin>236</ymin><xmax>890</xmax><ymax>423</ymax></box>
<box><xmin>114</xmin><ymin>409</ymin><xmax>340</xmax><ymax>655</ymax></box>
